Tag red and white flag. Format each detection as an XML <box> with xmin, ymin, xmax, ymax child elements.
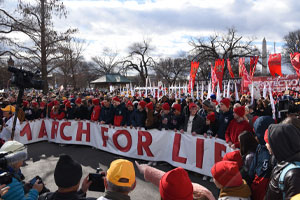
<box><xmin>250</xmin><ymin>56</ymin><xmax>259</xmax><ymax>78</ymax></box>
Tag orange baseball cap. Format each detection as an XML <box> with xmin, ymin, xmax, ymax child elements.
<box><xmin>106</xmin><ymin>159</ymin><xmax>135</xmax><ymax>187</ymax></box>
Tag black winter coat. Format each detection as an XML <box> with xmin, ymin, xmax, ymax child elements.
<box><xmin>74</xmin><ymin>105</ymin><xmax>90</xmax><ymax>120</ymax></box>
<box><xmin>99</xmin><ymin>105</ymin><xmax>114</xmax><ymax>124</ymax></box>
<box><xmin>183</xmin><ymin>113</ymin><xmax>206</xmax><ymax>135</ymax></box>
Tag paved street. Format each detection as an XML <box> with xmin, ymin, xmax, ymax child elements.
<box><xmin>21</xmin><ymin>141</ymin><xmax>219</xmax><ymax>199</ymax></box>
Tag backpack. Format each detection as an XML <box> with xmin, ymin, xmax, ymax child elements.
<box><xmin>279</xmin><ymin>161</ymin><xmax>300</xmax><ymax>199</ymax></box>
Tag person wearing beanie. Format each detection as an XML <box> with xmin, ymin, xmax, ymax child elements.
<box><xmin>99</xmin><ymin>98</ymin><xmax>115</xmax><ymax>125</ymax></box>
<box><xmin>91</xmin><ymin>99</ymin><xmax>101</xmax><ymax>122</ymax></box>
<box><xmin>38</xmin><ymin>101</ymin><xmax>47</xmax><ymax>119</ymax></box>
<box><xmin>131</xmin><ymin>100</ymin><xmax>147</xmax><ymax>128</ymax></box>
<box><xmin>0</xmin><ymin>141</ymin><xmax>43</xmax><ymax>200</ymax></box>
<box><xmin>222</xmin><ymin>150</ymin><xmax>243</xmax><ymax>169</ymax></box>
<box><xmin>182</xmin><ymin>103</ymin><xmax>206</xmax><ymax>136</ymax></box>
<box><xmin>125</xmin><ymin>101</ymin><xmax>135</xmax><ymax>127</ymax></box>
<box><xmin>39</xmin><ymin>154</ymin><xmax>93</xmax><ymax>200</ymax></box>
<box><xmin>169</xmin><ymin>104</ymin><xmax>184</xmax><ymax>131</ymax></box>
<box><xmin>265</xmin><ymin>119</ymin><xmax>300</xmax><ymax>200</ymax></box>
<box><xmin>160</xmin><ymin>103</ymin><xmax>172</xmax><ymax>130</ymax></box>
<box><xmin>112</xmin><ymin>97</ymin><xmax>126</xmax><ymax>127</ymax></box>
<box><xmin>199</xmin><ymin>100</ymin><xmax>214</xmax><ymax>118</ymax></box>
<box><xmin>204</xmin><ymin>112</ymin><xmax>218</xmax><ymax>137</ymax></box>
<box><xmin>145</xmin><ymin>102</ymin><xmax>155</xmax><ymax>129</ymax></box>
<box><xmin>225</xmin><ymin>106</ymin><xmax>251</xmax><ymax>149</ymax></box>
<box><xmin>135</xmin><ymin>161</ymin><xmax>215</xmax><ymax>200</ymax></box>
<box><xmin>216</xmin><ymin>98</ymin><xmax>233</xmax><ymax>140</ymax></box>
<box><xmin>211</xmin><ymin>161</ymin><xmax>251</xmax><ymax>200</ymax></box>
<box><xmin>73</xmin><ymin>98</ymin><xmax>90</xmax><ymax>120</ymax></box>
<box><xmin>97</xmin><ymin>159</ymin><xmax>136</xmax><ymax>200</ymax></box>
<box><xmin>159</xmin><ymin>167</ymin><xmax>194</xmax><ymax>200</ymax></box>
<box><xmin>50</xmin><ymin>100</ymin><xmax>66</xmax><ymax>120</ymax></box>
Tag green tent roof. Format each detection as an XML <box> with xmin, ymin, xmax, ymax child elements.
<box><xmin>91</xmin><ymin>74</ymin><xmax>131</xmax><ymax>84</ymax></box>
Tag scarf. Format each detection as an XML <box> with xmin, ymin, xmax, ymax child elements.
<box><xmin>219</xmin><ymin>180</ymin><xmax>251</xmax><ymax>198</ymax></box>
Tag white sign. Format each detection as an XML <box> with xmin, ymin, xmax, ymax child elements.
<box><xmin>15</xmin><ymin>119</ymin><xmax>232</xmax><ymax>177</ymax></box>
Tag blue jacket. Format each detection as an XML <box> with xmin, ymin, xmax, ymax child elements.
<box><xmin>217</xmin><ymin>110</ymin><xmax>233</xmax><ymax>140</ymax></box>
<box><xmin>131</xmin><ymin>110</ymin><xmax>147</xmax><ymax>128</ymax></box>
<box><xmin>249</xmin><ymin>144</ymin><xmax>272</xmax><ymax>181</ymax></box>
<box><xmin>3</xmin><ymin>177</ymin><xmax>38</xmax><ymax>200</ymax></box>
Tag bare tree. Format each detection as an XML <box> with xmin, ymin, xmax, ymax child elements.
<box><xmin>0</xmin><ymin>0</ymin><xmax>77</xmax><ymax>93</ymax></box>
<box><xmin>153</xmin><ymin>57</ymin><xmax>189</xmax><ymax>86</ymax></box>
<box><xmin>282</xmin><ymin>29</ymin><xmax>300</xmax><ymax>71</ymax></box>
<box><xmin>189</xmin><ymin>28</ymin><xmax>259</xmax><ymax>79</ymax></box>
<box><xmin>123</xmin><ymin>39</ymin><xmax>155</xmax><ymax>86</ymax></box>
<box><xmin>57</xmin><ymin>38</ymin><xmax>85</xmax><ymax>90</ymax></box>
<box><xmin>91</xmin><ymin>48</ymin><xmax>122</xmax><ymax>75</ymax></box>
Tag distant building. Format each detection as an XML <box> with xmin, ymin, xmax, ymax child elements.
<box><xmin>90</xmin><ymin>74</ymin><xmax>131</xmax><ymax>89</ymax></box>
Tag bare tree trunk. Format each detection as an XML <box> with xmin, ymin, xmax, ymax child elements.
<box><xmin>40</xmin><ymin>0</ymin><xmax>48</xmax><ymax>93</ymax></box>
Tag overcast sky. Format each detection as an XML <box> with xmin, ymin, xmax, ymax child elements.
<box><xmin>4</xmin><ymin>0</ymin><xmax>300</xmax><ymax>66</ymax></box>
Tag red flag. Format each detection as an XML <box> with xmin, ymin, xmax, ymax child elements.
<box><xmin>250</xmin><ymin>56</ymin><xmax>259</xmax><ymax>78</ymax></box>
<box><xmin>227</xmin><ymin>59</ymin><xmax>235</xmax><ymax>78</ymax></box>
<box><xmin>290</xmin><ymin>52</ymin><xmax>300</xmax><ymax>77</ymax></box>
<box><xmin>188</xmin><ymin>62</ymin><xmax>199</xmax><ymax>93</ymax></box>
<box><xmin>268</xmin><ymin>54</ymin><xmax>282</xmax><ymax>77</ymax></box>
<box><xmin>214</xmin><ymin>59</ymin><xmax>224</xmax><ymax>91</ymax></box>
<box><xmin>211</xmin><ymin>64</ymin><xmax>218</xmax><ymax>92</ymax></box>
<box><xmin>242</xmin><ymin>65</ymin><xmax>252</xmax><ymax>88</ymax></box>
<box><xmin>239</xmin><ymin>58</ymin><xmax>245</xmax><ymax>77</ymax></box>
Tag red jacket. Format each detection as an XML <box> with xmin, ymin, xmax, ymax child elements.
<box><xmin>91</xmin><ymin>105</ymin><xmax>101</xmax><ymax>121</ymax></box>
<box><xmin>225</xmin><ymin>118</ymin><xmax>252</xmax><ymax>148</ymax></box>
<box><xmin>50</xmin><ymin>111</ymin><xmax>65</xmax><ymax>120</ymax></box>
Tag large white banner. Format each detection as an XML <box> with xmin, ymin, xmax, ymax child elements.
<box><xmin>15</xmin><ymin>119</ymin><xmax>232</xmax><ymax>177</ymax></box>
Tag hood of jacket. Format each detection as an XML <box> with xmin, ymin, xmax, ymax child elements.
<box><xmin>268</xmin><ymin>123</ymin><xmax>300</xmax><ymax>162</ymax></box>
<box><xmin>253</xmin><ymin>116</ymin><xmax>275</xmax><ymax>145</ymax></box>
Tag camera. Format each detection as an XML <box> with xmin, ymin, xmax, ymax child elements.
<box><xmin>0</xmin><ymin>152</ymin><xmax>9</xmax><ymax>169</ymax></box>
<box><xmin>8</xmin><ymin>67</ymin><xmax>44</xmax><ymax>90</ymax></box>
<box><xmin>88</xmin><ymin>168</ymin><xmax>105</xmax><ymax>192</ymax></box>
<box><xmin>0</xmin><ymin>172</ymin><xmax>12</xmax><ymax>185</ymax></box>
<box><xmin>28</xmin><ymin>176</ymin><xmax>50</xmax><ymax>195</ymax></box>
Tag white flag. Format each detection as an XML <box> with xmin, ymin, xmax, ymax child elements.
<box><xmin>263</xmin><ymin>84</ymin><xmax>267</xmax><ymax>99</ymax></box>
<box><xmin>196</xmin><ymin>82</ymin><xmax>199</xmax><ymax>100</ymax></box>
<box><xmin>226</xmin><ymin>80</ymin><xmax>231</xmax><ymax>98</ymax></box>
<box><xmin>207</xmin><ymin>81</ymin><xmax>212</xmax><ymax>100</ymax></box>
<box><xmin>234</xmin><ymin>82</ymin><xmax>239</xmax><ymax>102</ymax></box>
<box><xmin>216</xmin><ymin>81</ymin><xmax>221</xmax><ymax>102</ymax></box>
<box><xmin>201</xmin><ymin>82</ymin><xmax>204</xmax><ymax>100</ymax></box>
<box><xmin>251</xmin><ymin>83</ymin><xmax>254</xmax><ymax>105</ymax></box>
<box><xmin>268</xmin><ymin>84</ymin><xmax>276</xmax><ymax>119</ymax></box>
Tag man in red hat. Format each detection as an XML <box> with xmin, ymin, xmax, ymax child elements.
<box><xmin>169</xmin><ymin>104</ymin><xmax>184</xmax><ymax>131</ymax></box>
<box><xmin>112</xmin><ymin>96</ymin><xmax>126</xmax><ymax>126</ymax></box>
<box><xmin>181</xmin><ymin>103</ymin><xmax>205</xmax><ymax>135</ymax></box>
<box><xmin>131</xmin><ymin>100</ymin><xmax>147</xmax><ymax>128</ymax></box>
<box><xmin>125</xmin><ymin>101</ymin><xmax>135</xmax><ymax>127</ymax></box>
<box><xmin>160</xmin><ymin>103</ymin><xmax>172</xmax><ymax>130</ymax></box>
<box><xmin>99</xmin><ymin>98</ymin><xmax>114</xmax><ymax>125</ymax></box>
<box><xmin>225</xmin><ymin>106</ymin><xmax>252</xmax><ymax>148</ymax></box>
<box><xmin>217</xmin><ymin>98</ymin><xmax>234</xmax><ymax>140</ymax></box>
<box><xmin>91</xmin><ymin>98</ymin><xmax>101</xmax><ymax>122</ymax></box>
<box><xmin>74</xmin><ymin>98</ymin><xmax>89</xmax><ymax>120</ymax></box>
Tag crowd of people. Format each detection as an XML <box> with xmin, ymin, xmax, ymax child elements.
<box><xmin>0</xmin><ymin>88</ymin><xmax>299</xmax><ymax>200</ymax></box>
